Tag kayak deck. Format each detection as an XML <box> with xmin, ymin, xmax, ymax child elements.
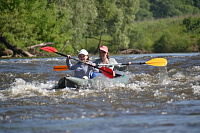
<box><xmin>54</xmin><ymin>72</ymin><xmax>129</xmax><ymax>89</ymax></box>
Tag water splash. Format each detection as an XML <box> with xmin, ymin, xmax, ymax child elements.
<box><xmin>158</xmin><ymin>67</ymin><xmax>169</xmax><ymax>85</ymax></box>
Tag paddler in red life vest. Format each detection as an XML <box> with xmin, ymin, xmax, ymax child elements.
<box><xmin>66</xmin><ymin>49</ymin><xmax>99</xmax><ymax>79</ymax></box>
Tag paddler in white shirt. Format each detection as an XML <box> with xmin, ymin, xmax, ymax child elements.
<box><xmin>66</xmin><ymin>49</ymin><xmax>99</xmax><ymax>79</ymax></box>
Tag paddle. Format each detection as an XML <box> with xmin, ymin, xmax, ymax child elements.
<box><xmin>53</xmin><ymin>65</ymin><xmax>114</xmax><ymax>78</ymax></box>
<box><xmin>41</xmin><ymin>46</ymin><xmax>114</xmax><ymax>78</ymax></box>
<box><xmin>97</xmin><ymin>58</ymin><xmax>167</xmax><ymax>67</ymax></box>
<box><xmin>53</xmin><ymin>58</ymin><xmax>167</xmax><ymax>72</ymax></box>
<box><xmin>53</xmin><ymin>65</ymin><xmax>69</xmax><ymax>71</ymax></box>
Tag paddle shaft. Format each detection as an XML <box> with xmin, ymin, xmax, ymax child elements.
<box><xmin>55</xmin><ymin>51</ymin><xmax>68</xmax><ymax>58</ymax></box>
<box><xmin>55</xmin><ymin>51</ymin><xmax>114</xmax><ymax>75</ymax></box>
<box><xmin>97</xmin><ymin>58</ymin><xmax>167</xmax><ymax>67</ymax></box>
<box><xmin>122</xmin><ymin>62</ymin><xmax>145</xmax><ymax>65</ymax></box>
<box><xmin>98</xmin><ymin>62</ymin><xmax>145</xmax><ymax>66</ymax></box>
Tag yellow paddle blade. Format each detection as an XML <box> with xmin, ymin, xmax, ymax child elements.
<box><xmin>53</xmin><ymin>65</ymin><xmax>69</xmax><ymax>71</ymax></box>
<box><xmin>145</xmin><ymin>58</ymin><xmax>167</xmax><ymax>67</ymax></box>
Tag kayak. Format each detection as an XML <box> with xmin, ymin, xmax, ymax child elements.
<box><xmin>54</xmin><ymin>72</ymin><xmax>129</xmax><ymax>89</ymax></box>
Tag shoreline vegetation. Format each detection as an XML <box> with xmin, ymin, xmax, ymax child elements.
<box><xmin>1</xmin><ymin>15</ymin><xmax>199</xmax><ymax>58</ymax></box>
<box><xmin>0</xmin><ymin>0</ymin><xmax>199</xmax><ymax>58</ymax></box>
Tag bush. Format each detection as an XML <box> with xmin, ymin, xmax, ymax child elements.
<box><xmin>183</xmin><ymin>17</ymin><xmax>200</xmax><ymax>33</ymax></box>
<box><xmin>153</xmin><ymin>31</ymin><xmax>192</xmax><ymax>53</ymax></box>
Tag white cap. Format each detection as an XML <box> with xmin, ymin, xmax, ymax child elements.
<box><xmin>78</xmin><ymin>49</ymin><xmax>88</xmax><ymax>55</ymax></box>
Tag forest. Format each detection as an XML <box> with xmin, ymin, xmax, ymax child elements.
<box><xmin>0</xmin><ymin>0</ymin><xmax>200</xmax><ymax>57</ymax></box>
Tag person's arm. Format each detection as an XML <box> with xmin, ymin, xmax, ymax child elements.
<box><xmin>90</xmin><ymin>62</ymin><xmax>100</xmax><ymax>73</ymax></box>
<box><xmin>66</xmin><ymin>55</ymin><xmax>76</xmax><ymax>70</ymax></box>
<box><xmin>109</xmin><ymin>58</ymin><xmax>127</xmax><ymax>71</ymax></box>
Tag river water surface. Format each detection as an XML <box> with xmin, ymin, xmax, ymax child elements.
<box><xmin>0</xmin><ymin>53</ymin><xmax>200</xmax><ymax>133</ymax></box>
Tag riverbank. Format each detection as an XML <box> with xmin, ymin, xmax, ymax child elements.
<box><xmin>0</xmin><ymin>48</ymin><xmax>147</xmax><ymax>58</ymax></box>
<box><xmin>1</xmin><ymin>15</ymin><xmax>199</xmax><ymax>58</ymax></box>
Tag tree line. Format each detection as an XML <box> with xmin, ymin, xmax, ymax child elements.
<box><xmin>136</xmin><ymin>0</ymin><xmax>200</xmax><ymax>21</ymax></box>
<box><xmin>0</xmin><ymin>0</ymin><xmax>199</xmax><ymax>57</ymax></box>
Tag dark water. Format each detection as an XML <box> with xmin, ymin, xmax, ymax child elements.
<box><xmin>0</xmin><ymin>53</ymin><xmax>200</xmax><ymax>133</ymax></box>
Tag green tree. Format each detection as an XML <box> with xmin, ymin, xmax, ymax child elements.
<box><xmin>76</xmin><ymin>0</ymin><xmax>139</xmax><ymax>53</ymax></box>
<box><xmin>106</xmin><ymin>0</ymin><xmax>139</xmax><ymax>52</ymax></box>
<box><xmin>67</xmin><ymin>0</ymin><xmax>98</xmax><ymax>52</ymax></box>
<box><xmin>193</xmin><ymin>0</ymin><xmax>200</xmax><ymax>9</ymax></box>
<box><xmin>183</xmin><ymin>17</ymin><xmax>200</xmax><ymax>33</ymax></box>
<box><xmin>0</xmin><ymin>0</ymin><xmax>72</xmax><ymax>51</ymax></box>
<box><xmin>135</xmin><ymin>0</ymin><xmax>153</xmax><ymax>21</ymax></box>
<box><xmin>150</xmin><ymin>0</ymin><xmax>182</xmax><ymax>18</ymax></box>
<box><xmin>150</xmin><ymin>0</ymin><xmax>200</xmax><ymax>18</ymax></box>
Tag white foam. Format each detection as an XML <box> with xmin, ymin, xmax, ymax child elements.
<box><xmin>172</xmin><ymin>72</ymin><xmax>186</xmax><ymax>80</ymax></box>
<box><xmin>193</xmin><ymin>86</ymin><xmax>200</xmax><ymax>94</ymax></box>
<box><xmin>193</xmin><ymin>66</ymin><xmax>200</xmax><ymax>71</ymax></box>
<box><xmin>6</xmin><ymin>78</ymin><xmax>55</xmax><ymax>99</ymax></box>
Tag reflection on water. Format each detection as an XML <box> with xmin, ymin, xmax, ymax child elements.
<box><xmin>0</xmin><ymin>53</ymin><xmax>200</xmax><ymax>132</ymax></box>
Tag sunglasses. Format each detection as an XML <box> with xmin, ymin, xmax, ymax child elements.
<box><xmin>99</xmin><ymin>51</ymin><xmax>106</xmax><ymax>54</ymax></box>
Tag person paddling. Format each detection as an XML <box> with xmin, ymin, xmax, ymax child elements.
<box><xmin>93</xmin><ymin>46</ymin><xmax>131</xmax><ymax>71</ymax></box>
<box><xmin>66</xmin><ymin>49</ymin><xmax>99</xmax><ymax>79</ymax></box>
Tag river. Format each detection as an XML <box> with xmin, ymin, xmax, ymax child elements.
<box><xmin>0</xmin><ymin>53</ymin><xmax>200</xmax><ymax>133</ymax></box>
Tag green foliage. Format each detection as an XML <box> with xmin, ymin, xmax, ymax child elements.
<box><xmin>136</xmin><ymin>0</ymin><xmax>200</xmax><ymax>21</ymax></box>
<box><xmin>129</xmin><ymin>20</ymin><xmax>168</xmax><ymax>52</ymax></box>
<box><xmin>108</xmin><ymin>0</ymin><xmax>139</xmax><ymax>52</ymax></box>
<box><xmin>182</xmin><ymin>17</ymin><xmax>200</xmax><ymax>33</ymax></box>
<box><xmin>129</xmin><ymin>15</ymin><xmax>200</xmax><ymax>53</ymax></box>
<box><xmin>68</xmin><ymin>0</ymin><xmax>98</xmax><ymax>52</ymax></box>
<box><xmin>198</xmin><ymin>38</ymin><xmax>200</xmax><ymax>51</ymax></box>
<box><xmin>0</xmin><ymin>0</ymin><xmax>200</xmax><ymax>56</ymax></box>
<box><xmin>135</xmin><ymin>0</ymin><xmax>153</xmax><ymax>21</ymax></box>
<box><xmin>153</xmin><ymin>31</ymin><xmax>192</xmax><ymax>53</ymax></box>
<box><xmin>0</xmin><ymin>0</ymin><xmax>72</xmax><ymax>50</ymax></box>
<box><xmin>80</xmin><ymin>34</ymin><xmax>112</xmax><ymax>54</ymax></box>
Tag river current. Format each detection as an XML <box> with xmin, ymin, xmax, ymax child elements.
<box><xmin>0</xmin><ymin>53</ymin><xmax>200</xmax><ymax>133</ymax></box>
